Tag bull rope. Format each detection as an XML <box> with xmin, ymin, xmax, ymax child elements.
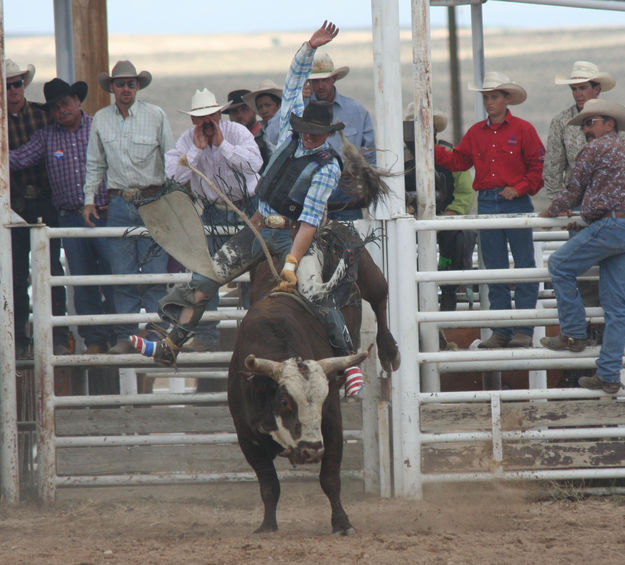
<box><xmin>178</xmin><ymin>155</ymin><xmax>281</xmax><ymax>281</ymax></box>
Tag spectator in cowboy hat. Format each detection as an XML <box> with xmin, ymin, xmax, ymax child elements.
<box><xmin>242</xmin><ymin>79</ymin><xmax>283</xmax><ymax>150</ymax></box>
<box><xmin>82</xmin><ymin>59</ymin><xmax>174</xmax><ymax>355</ymax></box>
<box><xmin>5</xmin><ymin>59</ymin><xmax>69</xmax><ymax>358</ymax></box>
<box><xmin>164</xmin><ymin>87</ymin><xmax>261</xmax><ymax>353</ymax></box>
<box><xmin>307</xmin><ymin>51</ymin><xmax>376</xmax><ymax>221</ymax></box>
<box><xmin>543</xmin><ymin>61</ymin><xmax>615</xmax><ymax>358</ymax></box>
<box><xmin>434</xmin><ymin>71</ymin><xmax>545</xmax><ymax>349</ymax></box>
<box><xmin>223</xmin><ymin>89</ymin><xmax>259</xmax><ymax>132</ymax></box>
<box><xmin>544</xmin><ymin>61</ymin><xmax>615</xmax><ymax>200</ymax></box>
<box><xmin>540</xmin><ymin>99</ymin><xmax>625</xmax><ymax>395</ymax></box>
<box><xmin>9</xmin><ymin>78</ymin><xmax>116</xmax><ymax>386</ymax></box>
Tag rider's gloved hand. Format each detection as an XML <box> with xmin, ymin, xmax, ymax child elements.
<box><xmin>274</xmin><ymin>254</ymin><xmax>299</xmax><ymax>293</ymax></box>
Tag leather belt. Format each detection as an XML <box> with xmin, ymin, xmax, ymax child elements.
<box><xmin>602</xmin><ymin>210</ymin><xmax>625</xmax><ymax>219</ymax></box>
<box><xmin>263</xmin><ymin>214</ymin><xmax>299</xmax><ymax>230</ymax></box>
<box><xmin>109</xmin><ymin>185</ymin><xmax>161</xmax><ymax>199</ymax></box>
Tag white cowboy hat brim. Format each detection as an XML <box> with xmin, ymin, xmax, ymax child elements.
<box><xmin>555</xmin><ymin>72</ymin><xmax>615</xmax><ymax>92</ymax></box>
<box><xmin>242</xmin><ymin>87</ymin><xmax>283</xmax><ymax>114</ymax></box>
<box><xmin>7</xmin><ymin>63</ymin><xmax>35</xmax><ymax>88</ymax></box>
<box><xmin>309</xmin><ymin>66</ymin><xmax>349</xmax><ymax>81</ymax></box>
<box><xmin>567</xmin><ymin>99</ymin><xmax>625</xmax><ymax>130</ymax></box>
<box><xmin>178</xmin><ymin>101</ymin><xmax>232</xmax><ymax>117</ymax></box>
<box><xmin>468</xmin><ymin>81</ymin><xmax>527</xmax><ymax>105</ymax></box>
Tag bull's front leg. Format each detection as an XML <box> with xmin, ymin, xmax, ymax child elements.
<box><xmin>319</xmin><ymin>395</ymin><xmax>354</xmax><ymax>535</ymax></box>
<box><xmin>238</xmin><ymin>435</ymin><xmax>281</xmax><ymax>532</ymax></box>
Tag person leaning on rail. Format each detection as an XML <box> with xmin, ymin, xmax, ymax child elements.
<box><xmin>539</xmin><ymin>99</ymin><xmax>625</xmax><ymax>395</ymax></box>
<box><xmin>433</xmin><ymin>72</ymin><xmax>545</xmax><ymax>349</ymax></box>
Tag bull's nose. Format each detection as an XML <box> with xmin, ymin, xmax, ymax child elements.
<box><xmin>298</xmin><ymin>441</ymin><xmax>324</xmax><ymax>463</ymax></box>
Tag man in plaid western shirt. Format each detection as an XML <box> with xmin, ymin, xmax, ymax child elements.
<box><xmin>6</xmin><ymin>59</ymin><xmax>68</xmax><ymax>358</ymax></box>
<box><xmin>10</xmin><ymin>78</ymin><xmax>115</xmax><ymax>357</ymax></box>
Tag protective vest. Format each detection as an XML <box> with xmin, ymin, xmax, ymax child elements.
<box><xmin>256</xmin><ymin>133</ymin><xmax>341</xmax><ymax>220</ymax></box>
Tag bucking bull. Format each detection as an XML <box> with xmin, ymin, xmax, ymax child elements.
<box><xmin>228</xmin><ymin>223</ymin><xmax>400</xmax><ymax>534</ymax></box>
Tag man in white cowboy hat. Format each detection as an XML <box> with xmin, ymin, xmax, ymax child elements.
<box><xmin>9</xmin><ymin>78</ymin><xmax>118</xmax><ymax>383</ymax></box>
<box><xmin>5</xmin><ymin>58</ymin><xmax>69</xmax><ymax>358</ymax></box>
<box><xmin>82</xmin><ymin>60</ymin><xmax>174</xmax><ymax>354</ymax></box>
<box><xmin>544</xmin><ymin>61</ymin><xmax>615</xmax><ymax>200</ymax></box>
<box><xmin>404</xmin><ymin>103</ymin><xmax>475</xmax><ymax>311</ymax></box>
<box><xmin>435</xmin><ymin>71</ymin><xmax>545</xmax><ymax>349</ymax></box>
<box><xmin>164</xmin><ymin>88</ymin><xmax>262</xmax><ymax>352</ymax></box>
<box><xmin>307</xmin><ymin>51</ymin><xmax>375</xmax><ymax>221</ymax></box>
<box><xmin>539</xmin><ymin>99</ymin><xmax>625</xmax><ymax>395</ymax></box>
<box><xmin>131</xmin><ymin>21</ymin><xmax>367</xmax><ymax>398</ymax></box>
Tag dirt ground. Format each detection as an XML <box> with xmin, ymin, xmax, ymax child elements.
<box><xmin>2</xmin><ymin>480</ymin><xmax>625</xmax><ymax>565</ymax></box>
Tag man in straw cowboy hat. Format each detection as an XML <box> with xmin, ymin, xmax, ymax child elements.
<box><xmin>82</xmin><ymin>60</ymin><xmax>174</xmax><ymax>354</ymax></box>
<box><xmin>539</xmin><ymin>99</ymin><xmax>625</xmax><ymax>395</ymax></box>
<box><xmin>9</xmin><ymin>78</ymin><xmax>116</xmax><ymax>371</ymax></box>
<box><xmin>543</xmin><ymin>61</ymin><xmax>615</xmax><ymax>356</ymax></box>
<box><xmin>307</xmin><ymin>50</ymin><xmax>375</xmax><ymax>221</ymax></box>
<box><xmin>434</xmin><ymin>71</ymin><xmax>545</xmax><ymax>349</ymax></box>
<box><xmin>5</xmin><ymin>58</ymin><xmax>69</xmax><ymax>358</ymax></box>
<box><xmin>131</xmin><ymin>21</ymin><xmax>367</xmax><ymax>398</ymax></box>
<box><xmin>164</xmin><ymin>88</ymin><xmax>262</xmax><ymax>352</ymax></box>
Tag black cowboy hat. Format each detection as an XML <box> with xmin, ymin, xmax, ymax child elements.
<box><xmin>222</xmin><ymin>89</ymin><xmax>251</xmax><ymax>114</ymax></box>
<box><xmin>43</xmin><ymin>78</ymin><xmax>88</xmax><ymax>109</ymax></box>
<box><xmin>290</xmin><ymin>101</ymin><xmax>344</xmax><ymax>135</ymax></box>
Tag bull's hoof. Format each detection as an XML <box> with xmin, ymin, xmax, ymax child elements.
<box><xmin>254</xmin><ymin>523</ymin><xmax>278</xmax><ymax>534</ymax></box>
<box><xmin>380</xmin><ymin>349</ymin><xmax>401</xmax><ymax>373</ymax></box>
<box><xmin>333</xmin><ymin>525</ymin><xmax>356</xmax><ymax>536</ymax></box>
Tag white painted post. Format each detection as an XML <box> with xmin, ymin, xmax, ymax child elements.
<box><xmin>31</xmin><ymin>225</ymin><xmax>57</xmax><ymax>503</ymax></box>
<box><xmin>410</xmin><ymin>0</ymin><xmax>439</xmax><ymax>393</ymax></box>
<box><xmin>370</xmin><ymin>0</ymin><xmax>405</xmax><ymax>220</ymax></box>
<box><xmin>393</xmin><ymin>216</ymin><xmax>421</xmax><ymax>497</ymax></box>
<box><xmin>0</xmin><ymin>2</ymin><xmax>20</xmax><ymax>503</ymax></box>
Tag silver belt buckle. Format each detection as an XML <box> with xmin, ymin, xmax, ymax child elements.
<box><xmin>265</xmin><ymin>214</ymin><xmax>286</xmax><ymax>229</ymax></box>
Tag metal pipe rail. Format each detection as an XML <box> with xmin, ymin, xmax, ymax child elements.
<box><xmin>56</xmin><ymin>469</ymin><xmax>364</xmax><ymax>488</ymax></box>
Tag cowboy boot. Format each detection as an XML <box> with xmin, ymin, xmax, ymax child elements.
<box><xmin>131</xmin><ymin>325</ymin><xmax>194</xmax><ymax>367</ymax></box>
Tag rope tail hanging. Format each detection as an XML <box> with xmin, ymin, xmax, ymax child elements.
<box><xmin>178</xmin><ymin>154</ymin><xmax>281</xmax><ymax>282</ymax></box>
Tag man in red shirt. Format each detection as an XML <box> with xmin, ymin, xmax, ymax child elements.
<box><xmin>434</xmin><ymin>72</ymin><xmax>545</xmax><ymax>348</ymax></box>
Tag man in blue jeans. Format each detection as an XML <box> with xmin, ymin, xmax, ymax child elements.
<box><xmin>434</xmin><ymin>72</ymin><xmax>545</xmax><ymax>348</ymax></box>
<box><xmin>540</xmin><ymin>99</ymin><xmax>625</xmax><ymax>394</ymax></box>
<box><xmin>9</xmin><ymin>78</ymin><xmax>114</xmax><ymax>355</ymax></box>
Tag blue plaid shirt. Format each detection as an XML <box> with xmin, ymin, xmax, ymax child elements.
<box><xmin>258</xmin><ymin>43</ymin><xmax>341</xmax><ymax>227</ymax></box>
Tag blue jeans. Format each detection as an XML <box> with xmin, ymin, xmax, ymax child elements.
<box><xmin>548</xmin><ymin>216</ymin><xmax>625</xmax><ymax>383</ymax></box>
<box><xmin>106</xmin><ymin>194</ymin><xmax>169</xmax><ymax>339</ymax></box>
<box><xmin>478</xmin><ymin>189</ymin><xmax>538</xmax><ymax>338</ymax></box>
<box><xmin>193</xmin><ymin>199</ymin><xmax>256</xmax><ymax>344</ymax></box>
<box><xmin>58</xmin><ymin>209</ymin><xmax>116</xmax><ymax>347</ymax></box>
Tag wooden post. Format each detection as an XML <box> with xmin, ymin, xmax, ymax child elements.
<box><xmin>72</xmin><ymin>0</ymin><xmax>110</xmax><ymax>116</ymax></box>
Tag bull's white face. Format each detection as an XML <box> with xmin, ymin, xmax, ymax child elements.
<box><xmin>270</xmin><ymin>358</ymin><xmax>330</xmax><ymax>463</ymax></box>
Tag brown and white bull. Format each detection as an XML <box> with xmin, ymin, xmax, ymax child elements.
<box><xmin>228</xmin><ymin>289</ymin><xmax>368</xmax><ymax>535</ymax></box>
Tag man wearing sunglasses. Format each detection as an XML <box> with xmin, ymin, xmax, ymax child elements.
<box><xmin>6</xmin><ymin>58</ymin><xmax>69</xmax><ymax>358</ymax></box>
<box><xmin>540</xmin><ymin>99</ymin><xmax>625</xmax><ymax>395</ymax></box>
<box><xmin>82</xmin><ymin>60</ymin><xmax>174</xmax><ymax>354</ymax></box>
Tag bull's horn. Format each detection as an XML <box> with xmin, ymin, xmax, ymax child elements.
<box><xmin>245</xmin><ymin>354</ymin><xmax>283</xmax><ymax>381</ymax></box>
<box><xmin>318</xmin><ymin>349</ymin><xmax>369</xmax><ymax>376</ymax></box>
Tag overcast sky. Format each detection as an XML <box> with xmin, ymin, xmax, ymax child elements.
<box><xmin>5</xmin><ymin>0</ymin><xmax>625</xmax><ymax>35</ymax></box>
